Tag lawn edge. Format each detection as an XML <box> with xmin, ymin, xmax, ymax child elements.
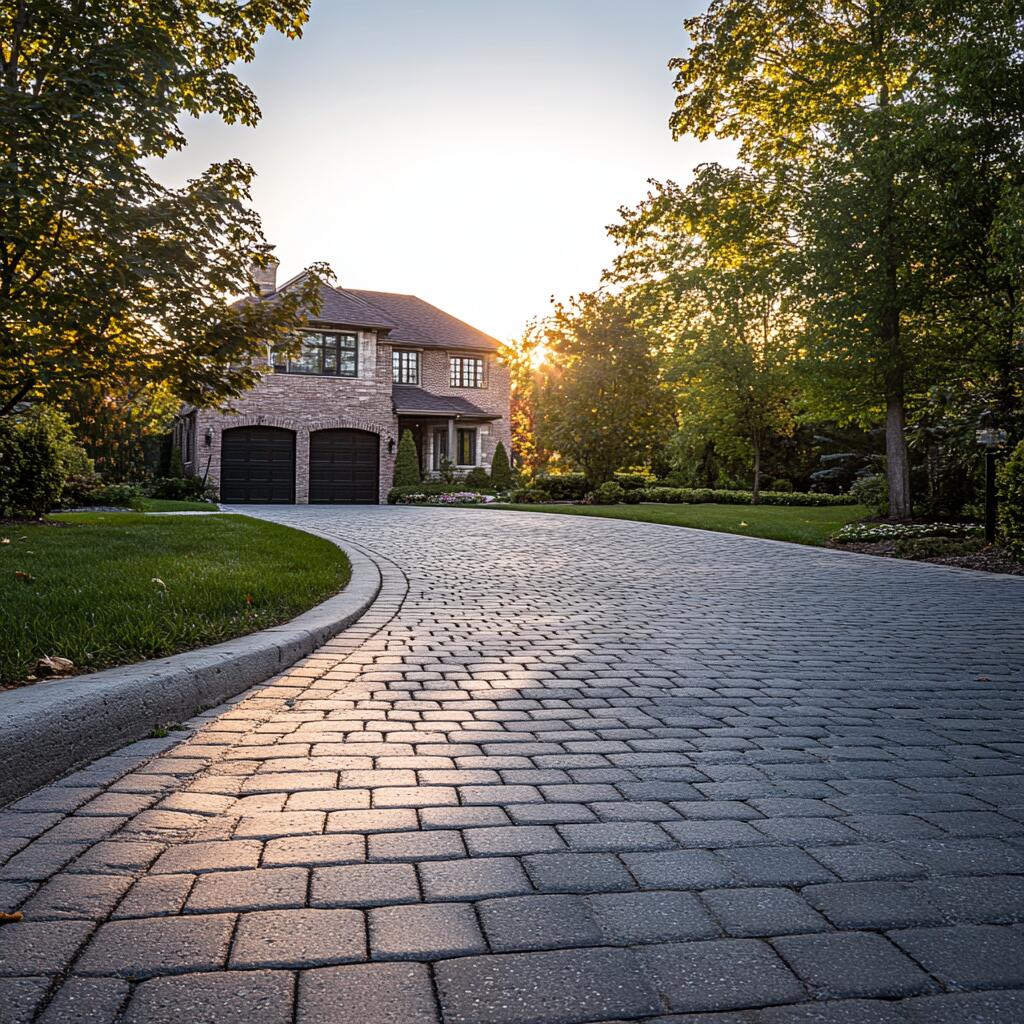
<box><xmin>0</xmin><ymin>533</ymin><xmax>382</xmax><ymax>805</ymax></box>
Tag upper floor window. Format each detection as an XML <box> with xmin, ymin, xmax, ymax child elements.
<box><xmin>450</xmin><ymin>356</ymin><xmax>484</xmax><ymax>388</ymax></box>
<box><xmin>289</xmin><ymin>331</ymin><xmax>358</xmax><ymax>377</ymax></box>
<box><xmin>392</xmin><ymin>349</ymin><xmax>420</xmax><ymax>385</ymax></box>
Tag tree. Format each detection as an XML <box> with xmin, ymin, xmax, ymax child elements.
<box><xmin>669</xmin><ymin>0</ymin><xmax>954</xmax><ymax>517</ymax></box>
<box><xmin>490</xmin><ymin>441</ymin><xmax>512</xmax><ymax>490</ymax></box>
<box><xmin>499</xmin><ymin>324</ymin><xmax>550</xmax><ymax>476</ymax></box>
<box><xmin>609</xmin><ymin>164</ymin><xmax>799</xmax><ymax>502</ymax></box>
<box><xmin>393</xmin><ymin>429</ymin><xmax>421</xmax><ymax>487</ymax></box>
<box><xmin>534</xmin><ymin>293</ymin><xmax>674</xmax><ymax>487</ymax></box>
<box><xmin>0</xmin><ymin>0</ymin><xmax>328</xmax><ymax>416</ymax></box>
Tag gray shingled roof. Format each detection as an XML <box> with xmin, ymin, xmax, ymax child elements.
<box><xmin>266</xmin><ymin>273</ymin><xmax>501</xmax><ymax>352</ymax></box>
<box><xmin>344</xmin><ymin>289</ymin><xmax>500</xmax><ymax>352</ymax></box>
<box><xmin>391</xmin><ymin>386</ymin><xmax>499</xmax><ymax>419</ymax></box>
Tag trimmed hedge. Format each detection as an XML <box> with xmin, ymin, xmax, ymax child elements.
<box><xmin>637</xmin><ymin>486</ymin><xmax>858</xmax><ymax>507</ymax></box>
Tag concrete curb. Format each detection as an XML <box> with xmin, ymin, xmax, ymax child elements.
<box><xmin>0</xmin><ymin>537</ymin><xmax>381</xmax><ymax>806</ymax></box>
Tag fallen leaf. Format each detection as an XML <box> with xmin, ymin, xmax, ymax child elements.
<box><xmin>35</xmin><ymin>655</ymin><xmax>75</xmax><ymax>677</ymax></box>
<box><xmin>0</xmin><ymin>911</ymin><xmax>23</xmax><ymax>925</ymax></box>
<box><xmin>151</xmin><ymin>577</ymin><xmax>166</xmax><ymax>588</ymax></box>
<box><xmin>14</xmin><ymin>571</ymin><xmax>34</xmax><ymax>583</ymax></box>
<box><xmin>1</xmin><ymin>537</ymin><xmax>9</xmax><ymax>544</ymax></box>
<box><xmin>739</xmin><ymin>521</ymin><xmax>748</xmax><ymax>527</ymax></box>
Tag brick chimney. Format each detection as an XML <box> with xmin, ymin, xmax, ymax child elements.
<box><xmin>250</xmin><ymin>248</ymin><xmax>279</xmax><ymax>297</ymax></box>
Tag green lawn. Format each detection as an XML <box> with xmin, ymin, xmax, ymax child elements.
<box><xmin>482</xmin><ymin>501</ymin><xmax>868</xmax><ymax>546</ymax></box>
<box><xmin>0</xmin><ymin>512</ymin><xmax>349</xmax><ymax>686</ymax></box>
<box><xmin>139</xmin><ymin>498</ymin><xmax>221</xmax><ymax>512</ymax></box>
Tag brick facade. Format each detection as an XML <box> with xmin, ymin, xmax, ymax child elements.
<box><xmin>183</xmin><ymin>328</ymin><xmax>511</xmax><ymax>503</ymax></box>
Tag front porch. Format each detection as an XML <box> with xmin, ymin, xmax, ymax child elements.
<box><xmin>398</xmin><ymin>416</ymin><xmax>484</xmax><ymax>477</ymax></box>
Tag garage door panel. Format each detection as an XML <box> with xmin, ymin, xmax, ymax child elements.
<box><xmin>220</xmin><ymin>427</ymin><xmax>295</xmax><ymax>504</ymax></box>
<box><xmin>310</xmin><ymin>429</ymin><xmax>379</xmax><ymax>504</ymax></box>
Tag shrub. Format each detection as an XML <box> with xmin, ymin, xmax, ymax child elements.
<box><xmin>769</xmin><ymin>478</ymin><xmax>794</xmax><ymax>492</ymax></box>
<box><xmin>998</xmin><ymin>439</ymin><xmax>1024</xmax><ymax>555</ymax></box>
<box><xmin>393</xmin><ymin>429</ymin><xmax>421</xmax><ymax>487</ymax></box>
<box><xmin>533</xmin><ymin>473</ymin><xmax>588</xmax><ymax>501</ymax></box>
<box><xmin>86</xmin><ymin>482</ymin><xmax>145</xmax><ymax>510</ymax></box>
<box><xmin>622</xmin><ymin>489</ymin><xmax>643</xmax><ymax>504</ymax></box>
<box><xmin>146</xmin><ymin>476</ymin><xmax>216</xmax><ymax>501</ymax></box>
<box><xmin>893</xmin><ymin>536</ymin><xmax>986</xmax><ymax>560</ymax></box>
<box><xmin>614</xmin><ymin>472</ymin><xmax>655</xmax><ymax>491</ymax></box>
<box><xmin>637</xmin><ymin>486</ymin><xmax>857</xmax><ymax>507</ymax></box>
<box><xmin>168</xmin><ymin>445</ymin><xmax>184</xmax><ymax>478</ymax></box>
<box><xmin>507</xmin><ymin>487</ymin><xmax>549</xmax><ymax>503</ymax></box>
<box><xmin>0</xmin><ymin>410</ymin><xmax>69</xmax><ymax>517</ymax></box>
<box><xmin>464</xmin><ymin>466</ymin><xmax>490</xmax><ymax>489</ymax></box>
<box><xmin>593</xmin><ymin>481</ymin><xmax>625</xmax><ymax>504</ymax></box>
<box><xmin>490</xmin><ymin>441</ymin><xmax>512</xmax><ymax>490</ymax></box>
<box><xmin>849</xmin><ymin>474</ymin><xmax>889</xmax><ymax>515</ymax></box>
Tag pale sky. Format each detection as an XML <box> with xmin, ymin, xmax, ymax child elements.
<box><xmin>153</xmin><ymin>0</ymin><xmax>731</xmax><ymax>342</ymax></box>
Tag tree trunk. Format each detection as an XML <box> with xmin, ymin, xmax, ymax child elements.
<box><xmin>751</xmin><ymin>445</ymin><xmax>762</xmax><ymax>505</ymax></box>
<box><xmin>885</xmin><ymin>395</ymin><xmax>912</xmax><ymax>519</ymax></box>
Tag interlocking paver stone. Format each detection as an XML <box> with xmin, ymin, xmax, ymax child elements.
<box><xmin>230</xmin><ymin>908</ymin><xmax>365</xmax><ymax>967</ymax></box>
<box><xmin>124</xmin><ymin>969</ymin><xmax>293</xmax><ymax>1024</ymax></box>
<box><xmin>887</xmin><ymin>924</ymin><xmax>1024</xmax><ymax>990</ymax></box>
<box><xmin>435</xmin><ymin>947</ymin><xmax>662</xmax><ymax>1023</ymax></box>
<box><xmin>642</xmin><ymin>938</ymin><xmax>805</xmax><ymax>1013</ymax></box>
<box><xmin>477</xmin><ymin>893</ymin><xmax>602</xmax><ymax>951</ymax></box>
<box><xmin>368</xmin><ymin>902</ymin><xmax>485</xmax><ymax>959</ymax></box>
<box><xmin>5</xmin><ymin>505</ymin><xmax>1024</xmax><ymax>1022</ymax></box>
<box><xmin>37</xmin><ymin>977</ymin><xmax>130</xmax><ymax>1024</ymax></box>
<box><xmin>76</xmin><ymin>914</ymin><xmax>235</xmax><ymax>978</ymax></box>
<box><xmin>297</xmin><ymin>962</ymin><xmax>439</xmax><ymax>1024</ymax></box>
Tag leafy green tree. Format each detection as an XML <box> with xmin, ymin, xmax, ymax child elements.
<box><xmin>0</xmin><ymin>0</ymin><xmax>328</xmax><ymax>416</ymax></box>
<box><xmin>393</xmin><ymin>429</ymin><xmax>421</xmax><ymax>487</ymax></box>
<box><xmin>609</xmin><ymin>165</ymin><xmax>799</xmax><ymax>503</ymax></box>
<box><xmin>490</xmin><ymin>441</ymin><xmax>512</xmax><ymax>489</ymax></box>
<box><xmin>668</xmin><ymin>0</ymin><xmax>978</xmax><ymax>518</ymax></box>
<box><xmin>499</xmin><ymin>324</ymin><xmax>550</xmax><ymax>476</ymax></box>
<box><xmin>535</xmin><ymin>293</ymin><xmax>674</xmax><ymax>487</ymax></box>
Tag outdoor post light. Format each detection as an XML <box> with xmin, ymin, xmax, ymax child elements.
<box><xmin>204</xmin><ymin>427</ymin><xmax>213</xmax><ymax>447</ymax></box>
<box><xmin>387</xmin><ymin>436</ymin><xmax>396</xmax><ymax>454</ymax></box>
<box><xmin>976</xmin><ymin>410</ymin><xmax>1008</xmax><ymax>544</ymax></box>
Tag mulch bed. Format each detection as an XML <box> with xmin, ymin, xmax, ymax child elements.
<box><xmin>832</xmin><ymin>540</ymin><xmax>1024</xmax><ymax>576</ymax></box>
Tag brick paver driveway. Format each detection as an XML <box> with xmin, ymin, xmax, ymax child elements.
<box><xmin>3</xmin><ymin>506</ymin><xmax>1024</xmax><ymax>1024</ymax></box>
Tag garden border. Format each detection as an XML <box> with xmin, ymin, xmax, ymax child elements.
<box><xmin>0</xmin><ymin>535</ymin><xmax>382</xmax><ymax>805</ymax></box>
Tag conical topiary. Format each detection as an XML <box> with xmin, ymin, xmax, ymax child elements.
<box><xmin>490</xmin><ymin>440</ymin><xmax>511</xmax><ymax>490</ymax></box>
<box><xmin>393</xmin><ymin>428</ymin><xmax>421</xmax><ymax>487</ymax></box>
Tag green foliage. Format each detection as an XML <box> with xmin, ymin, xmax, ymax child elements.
<box><xmin>892</xmin><ymin>537</ymin><xmax>986</xmax><ymax>560</ymax></box>
<box><xmin>592</xmin><ymin>481</ymin><xmax>625</xmax><ymax>504</ymax></box>
<box><xmin>437</xmin><ymin>457</ymin><xmax>458</xmax><ymax>484</ymax></box>
<box><xmin>86</xmin><ymin>483</ymin><xmax>145</xmax><ymax>511</ymax></box>
<box><xmin>532</xmin><ymin>473</ymin><xmax>589</xmax><ymax>501</ymax></box>
<box><xmin>0</xmin><ymin>408</ymin><xmax>72</xmax><ymax>517</ymax></box>
<box><xmin>832</xmin><ymin>522</ymin><xmax>981</xmax><ymax>544</ymax></box>
<box><xmin>147</xmin><ymin>477</ymin><xmax>216</xmax><ymax>502</ymax></box>
<box><xmin>393</xmin><ymin>429</ymin><xmax>421</xmax><ymax>488</ymax></box>
<box><xmin>640</xmin><ymin>487</ymin><xmax>856</xmax><ymax>507</ymax></box>
<box><xmin>849</xmin><ymin>475</ymin><xmax>890</xmax><ymax>517</ymax></box>
<box><xmin>464</xmin><ymin>466</ymin><xmax>491</xmax><ymax>489</ymax></box>
<box><xmin>0</xmin><ymin>0</ymin><xmax>331</xmax><ymax>417</ymax></box>
<box><xmin>998</xmin><ymin>440</ymin><xmax>1024</xmax><ymax>554</ymax></box>
<box><xmin>534</xmin><ymin>293</ymin><xmax>674</xmax><ymax>487</ymax></box>
<box><xmin>169</xmin><ymin>447</ymin><xmax>184</xmax><ymax>479</ymax></box>
<box><xmin>490</xmin><ymin>441</ymin><xmax>512</xmax><ymax>489</ymax></box>
<box><xmin>769</xmin><ymin>478</ymin><xmax>793</xmax><ymax>492</ymax></box>
<box><xmin>508</xmin><ymin>487</ymin><xmax>549</xmax><ymax>504</ymax></box>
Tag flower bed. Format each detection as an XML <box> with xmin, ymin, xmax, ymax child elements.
<box><xmin>392</xmin><ymin>491</ymin><xmax>495</xmax><ymax>506</ymax></box>
<box><xmin>638</xmin><ymin>486</ymin><xmax>857</xmax><ymax>507</ymax></box>
<box><xmin>831</xmin><ymin>522</ymin><xmax>983</xmax><ymax>544</ymax></box>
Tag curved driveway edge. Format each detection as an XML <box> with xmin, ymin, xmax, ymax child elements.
<box><xmin>0</xmin><ymin>538</ymin><xmax>381</xmax><ymax>806</ymax></box>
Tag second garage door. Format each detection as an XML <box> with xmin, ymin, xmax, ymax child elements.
<box><xmin>309</xmin><ymin>429</ymin><xmax>380</xmax><ymax>504</ymax></box>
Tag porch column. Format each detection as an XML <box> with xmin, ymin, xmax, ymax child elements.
<box><xmin>447</xmin><ymin>417</ymin><xmax>456</xmax><ymax>467</ymax></box>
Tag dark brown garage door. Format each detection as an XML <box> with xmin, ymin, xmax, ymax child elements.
<box><xmin>309</xmin><ymin>429</ymin><xmax>379</xmax><ymax>504</ymax></box>
<box><xmin>220</xmin><ymin>426</ymin><xmax>295</xmax><ymax>504</ymax></box>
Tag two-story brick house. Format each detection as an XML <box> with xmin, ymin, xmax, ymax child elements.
<box><xmin>176</xmin><ymin>259</ymin><xmax>511</xmax><ymax>504</ymax></box>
